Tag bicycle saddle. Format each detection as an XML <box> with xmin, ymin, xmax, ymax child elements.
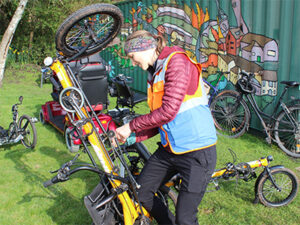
<box><xmin>280</xmin><ymin>81</ymin><xmax>300</xmax><ymax>87</ymax></box>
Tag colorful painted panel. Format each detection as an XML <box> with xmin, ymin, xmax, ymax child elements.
<box><xmin>100</xmin><ymin>0</ymin><xmax>300</xmax><ymax>130</ymax></box>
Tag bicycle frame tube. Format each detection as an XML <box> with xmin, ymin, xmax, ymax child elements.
<box><xmin>246</xmin><ymin>94</ymin><xmax>272</xmax><ymax>121</ymax></box>
<box><xmin>211</xmin><ymin>168</ymin><xmax>227</xmax><ymax>178</ymax></box>
<box><xmin>8</xmin><ymin>122</ymin><xmax>17</xmax><ymax>140</ymax></box>
<box><xmin>50</xmin><ymin>59</ymin><xmax>147</xmax><ymax>225</ymax></box>
<box><xmin>211</xmin><ymin>157</ymin><xmax>269</xmax><ymax>179</ymax></box>
<box><xmin>244</xmin><ymin>85</ymin><xmax>291</xmax><ymax>126</ymax></box>
<box><xmin>247</xmin><ymin>157</ymin><xmax>269</xmax><ymax>168</ymax></box>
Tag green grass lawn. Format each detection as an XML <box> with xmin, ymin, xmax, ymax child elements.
<box><xmin>0</xmin><ymin>64</ymin><xmax>300</xmax><ymax>225</ymax></box>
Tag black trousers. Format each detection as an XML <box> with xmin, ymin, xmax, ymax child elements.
<box><xmin>137</xmin><ymin>144</ymin><xmax>217</xmax><ymax>225</ymax></box>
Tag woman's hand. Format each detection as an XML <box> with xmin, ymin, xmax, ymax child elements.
<box><xmin>115</xmin><ymin>123</ymin><xmax>132</xmax><ymax>143</ymax></box>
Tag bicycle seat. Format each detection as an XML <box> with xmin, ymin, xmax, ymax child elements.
<box><xmin>113</xmin><ymin>75</ymin><xmax>147</xmax><ymax>108</ymax></box>
<box><xmin>132</xmin><ymin>92</ymin><xmax>147</xmax><ymax>105</ymax></box>
<box><xmin>280</xmin><ymin>81</ymin><xmax>300</xmax><ymax>87</ymax></box>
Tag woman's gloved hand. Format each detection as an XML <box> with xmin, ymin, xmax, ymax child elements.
<box><xmin>125</xmin><ymin>132</ymin><xmax>136</xmax><ymax>146</ymax></box>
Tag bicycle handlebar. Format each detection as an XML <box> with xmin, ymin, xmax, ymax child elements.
<box><xmin>43</xmin><ymin>163</ymin><xmax>130</xmax><ymax>188</ymax></box>
<box><xmin>237</xmin><ymin>72</ymin><xmax>255</xmax><ymax>94</ymax></box>
<box><xmin>43</xmin><ymin>175</ymin><xmax>60</xmax><ymax>188</ymax></box>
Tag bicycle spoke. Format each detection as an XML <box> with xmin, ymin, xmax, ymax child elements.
<box><xmin>65</xmin><ymin>14</ymin><xmax>115</xmax><ymax>50</ymax></box>
<box><xmin>212</xmin><ymin>94</ymin><xmax>247</xmax><ymax>136</ymax></box>
<box><xmin>21</xmin><ymin>120</ymin><xmax>29</xmax><ymax>130</ymax></box>
<box><xmin>275</xmin><ymin>106</ymin><xmax>300</xmax><ymax>155</ymax></box>
<box><xmin>263</xmin><ymin>173</ymin><xmax>293</xmax><ymax>203</ymax></box>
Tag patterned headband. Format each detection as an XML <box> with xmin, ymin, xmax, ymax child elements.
<box><xmin>124</xmin><ymin>36</ymin><xmax>157</xmax><ymax>55</ymax></box>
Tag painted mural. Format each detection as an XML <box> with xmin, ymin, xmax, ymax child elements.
<box><xmin>106</xmin><ymin>0</ymin><xmax>279</xmax><ymax>107</ymax></box>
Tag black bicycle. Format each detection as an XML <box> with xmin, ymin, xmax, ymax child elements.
<box><xmin>210</xmin><ymin>72</ymin><xmax>300</xmax><ymax>158</ymax></box>
<box><xmin>0</xmin><ymin>96</ymin><xmax>38</xmax><ymax>149</ymax></box>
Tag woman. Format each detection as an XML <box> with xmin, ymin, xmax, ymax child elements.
<box><xmin>115</xmin><ymin>30</ymin><xmax>217</xmax><ymax>225</ymax></box>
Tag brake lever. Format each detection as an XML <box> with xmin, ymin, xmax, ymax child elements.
<box><xmin>50</xmin><ymin>153</ymin><xmax>80</xmax><ymax>174</ymax></box>
<box><xmin>50</xmin><ymin>169</ymin><xmax>59</xmax><ymax>174</ymax></box>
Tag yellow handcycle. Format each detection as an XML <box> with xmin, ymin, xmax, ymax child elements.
<box><xmin>42</xmin><ymin>3</ymin><xmax>176</xmax><ymax>225</ymax></box>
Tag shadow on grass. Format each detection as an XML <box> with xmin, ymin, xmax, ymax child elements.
<box><xmin>214</xmin><ymin>178</ymin><xmax>256</xmax><ymax>204</ymax></box>
<box><xmin>0</xmin><ymin>142</ymin><xmax>22</xmax><ymax>151</ymax></box>
<box><xmin>4</xmin><ymin>145</ymin><xmax>99</xmax><ymax>224</ymax></box>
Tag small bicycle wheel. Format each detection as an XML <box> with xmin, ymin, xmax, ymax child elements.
<box><xmin>210</xmin><ymin>90</ymin><xmax>250</xmax><ymax>138</ymax></box>
<box><xmin>18</xmin><ymin>115</ymin><xmax>37</xmax><ymax>149</ymax></box>
<box><xmin>55</xmin><ymin>3</ymin><xmax>123</xmax><ymax>58</ymax></box>
<box><xmin>64</xmin><ymin>127</ymin><xmax>80</xmax><ymax>153</ymax></box>
<box><xmin>257</xmin><ymin>168</ymin><xmax>299</xmax><ymax>207</ymax></box>
<box><xmin>39</xmin><ymin>109</ymin><xmax>47</xmax><ymax>125</ymax></box>
<box><xmin>274</xmin><ymin>105</ymin><xmax>300</xmax><ymax>158</ymax></box>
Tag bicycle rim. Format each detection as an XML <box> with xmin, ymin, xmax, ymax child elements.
<box><xmin>210</xmin><ymin>92</ymin><xmax>249</xmax><ymax>138</ymax></box>
<box><xmin>19</xmin><ymin>115</ymin><xmax>37</xmax><ymax>149</ymax></box>
<box><xmin>66</xmin><ymin>15</ymin><xmax>113</xmax><ymax>49</ymax></box>
<box><xmin>258</xmin><ymin>168</ymin><xmax>298</xmax><ymax>207</ymax></box>
<box><xmin>56</xmin><ymin>4</ymin><xmax>123</xmax><ymax>58</ymax></box>
<box><xmin>275</xmin><ymin>106</ymin><xmax>300</xmax><ymax>158</ymax></box>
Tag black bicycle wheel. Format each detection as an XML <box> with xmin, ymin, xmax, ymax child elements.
<box><xmin>64</xmin><ymin>127</ymin><xmax>80</xmax><ymax>153</ymax></box>
<box><xmin>55</xmin><ymin>3</ymin><xmax>123</xmax><ymax>58</ymax></box>
<box><xmin>18</xmin><ymin>115</ymin><xmax>37</xmax><ymax>149</ymax></box>
<box><xmin>257</xmin><ymin>168</ymin><xmax>299</xmax><ymax>207</ymax></box>
<box><xmin>210</xmin><ymin>90</ymin><xmax>250</xmax><ymax>138</ymax></box>
<box><xmin>39</xmin><ymin>109</ymin><xmax>47</xmax><ymax>125</ymax></box>
<box><xmin>274</xmin><ymin>105</ymin><xmax>300</xmax><ymax>158</ymax></box>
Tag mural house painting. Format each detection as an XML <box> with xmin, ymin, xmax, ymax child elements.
<box><xmin>109</xmin><ymin>0</ymin><xmax>279</xmax><ymax>99</ymax></box>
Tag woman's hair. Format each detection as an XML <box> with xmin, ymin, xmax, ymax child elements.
<box><xmin>125</xmin><ymin>30</ymin><xmax>166</xmax><ymax>55</ymax></box>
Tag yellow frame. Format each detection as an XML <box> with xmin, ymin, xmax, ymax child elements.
<box><xmin>50</xmin><ymin>60</ymin><xmax>149</xmax><ymax>225</ymax></box>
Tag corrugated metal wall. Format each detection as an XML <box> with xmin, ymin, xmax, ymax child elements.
<box><xmin>101</xmin><ymin>0</ymin><xmax>300</xmax><ymax>130</ymax></box>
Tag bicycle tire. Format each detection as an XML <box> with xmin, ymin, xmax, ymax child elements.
<box><xmin>55</xmin><ymin>3</ymin><xmax>123</xmax><ymax>58</ymax></box>
<box><xmin>210</xmin><ymin>90</ymin><xmax>250</xmax><ymax>138</ymax></box>
<box><xmin>64</xmin><ymin>127</ymin><xmax>80</xmax><ymax>153</ymax></box>
<box><xmin>274</xmin><ymin>105</ymin><xmax>300</xmax><ymax>158</ymax></box>
<box><xmin>39</xmin><ymin>109</ymin><xmax>47</xmax><ymax>125</ymax></box>
<box><xmin>257</xmin><ymin>168</ymin><xmax>299</xmax><ymax>207</ymax></box>
<box><xmin>18</xmin><ymin>115</ymin><xmax>37</xmax><ymax>149</ymax></box>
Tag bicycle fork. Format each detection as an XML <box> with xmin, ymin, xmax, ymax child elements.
<box><xmin>265</xmin><ymin>167</ymin><xmax>281</xmax><ymax>192</ymax></box>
